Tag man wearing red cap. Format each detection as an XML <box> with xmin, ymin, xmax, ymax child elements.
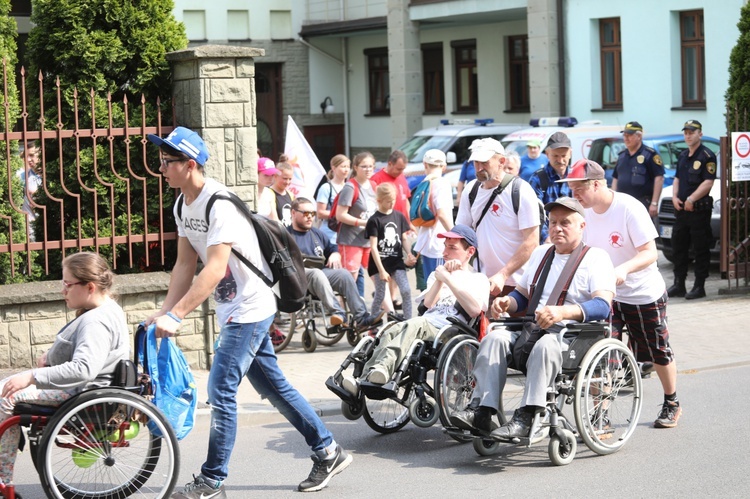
<box><xmin>563</xmin><ymin>159</ymin><xmax>682</xmax><ymax>429</ymax></box>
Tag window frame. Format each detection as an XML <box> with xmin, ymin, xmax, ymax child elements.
<box><xmin>365</xmin><ymin>47</ymin><xmax>390</xmax><ymax>116</ymax></box>
<box><xmin>680</xmin><ymin>10</ymin><xmax>706</xmax><ymax>108</ymax></box>
<box><xmin>599</xmin><ymin>17</ymin><xmax>622</xmax><ymax>110</ymax></box>
<box><xmin>507</xmin><ymin>35</ymin><xmax>530</xmax><ymax>112</ymax></box>
<box><xmin>422</xmin><ymin>42</ymin><xmax>445</xmax><ymax>114</ymax></box>
<box><xmin>451</xmin><ymin>39</ymin><xmax>478</xmax><ymax>114</ymax></box>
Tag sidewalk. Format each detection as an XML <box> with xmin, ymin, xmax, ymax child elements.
<box><xmin>193</xmin><ymin>257</ymin><xmax>750</xmax><ymax>426</ymax></box>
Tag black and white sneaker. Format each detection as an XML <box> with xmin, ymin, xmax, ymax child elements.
<box><xmin>298</xmin><ymin>445</ymin><xmax>353</xmax><ymax>492</ymax></box>
<box><xmin>171</xmin><ymin>474</ymin><xmax>226</xmax><ymax>499</ymax></box>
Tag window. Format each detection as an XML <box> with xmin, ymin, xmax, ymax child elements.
<box><xmin>422</xmin><ymin>43</ymin><xmax>444</xmax><ymax>114</ymax></box>
<box><xmin>451</xmin><ymin>39</ymin><xmax>478</xmax><ymax>113</ymax></box>
<box><xmin>365</xmin><ymin>47</ymin><xmax>389</xmax><ymax>115</ymax></box>
<box><xmin>183</xmin><ymin>10</ymin><xmax>206</xmax><ymax>41</ymax></box>
<box><xmin>680</xmin><ymin>10</ymin><xmax>705</xmax><ymax>107</ymax></box>
<box><xmin>270</xmin><ymin>10</ymin><xmax>293</xmax><ymax>40</ymax></box>
<box><xmin>508</xmin><ymin>35</ymin><xmax>529</xmax><ymax>111</ymax></box>
<box><xmin>599</xmin><ymin>18</ymin><xmax>622</xmax><ymax>109</ymax></box>
<box><xmin>228</xmin><ymin>10</ymin><xmax>250</xmax><ymax>41</ymax></box>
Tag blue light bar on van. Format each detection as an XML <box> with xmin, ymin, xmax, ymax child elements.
<box><xmin>439</xmin><ymin>118</ymin><xmax>495</xmax><ymax>126</ymax></box>
<box><xmin>529</xmin><ymin>117</ymin><xmax>578</xmax><ymax>127</ymax></box>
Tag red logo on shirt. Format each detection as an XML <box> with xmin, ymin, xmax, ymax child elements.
<box><xmin>609</xmin><ymin>232</ymin><xmax>624</xmax><ymax>248</ymax></box>
<box><xmin>490</xmin><ymin>203</ymin><xmax>503</xmax><ymax>217</ymax></box>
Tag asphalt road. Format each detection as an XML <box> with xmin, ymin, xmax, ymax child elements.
<box><xmin>12</xmin><ymin>364</ymin><xmax>750</xmax><ymax>498</ymax></box>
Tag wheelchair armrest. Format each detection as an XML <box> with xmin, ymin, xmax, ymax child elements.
<box><xmin>446</xmin><ymin>316</ymin><xmax>479</xmax><ymax>338</ymax></box>
<box><xmin>13</xmin><ymin>403</ymin><xmax>57</xmax><ymax>416</ymax></box>
<box><xmin>488</xmin><ymin>316</ymin><xmax>530</xmax><ymax>331</ymax></box>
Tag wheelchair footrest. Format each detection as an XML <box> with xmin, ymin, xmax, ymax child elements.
<box><xmin>325</xmin><ymin>376</ymin><xmax>357</xmax><ymax>405</ymax></box>
<box><xmin>358</xmin><ymin>380</ymin><xmax>398</xmax><ymax>400</ymax></box>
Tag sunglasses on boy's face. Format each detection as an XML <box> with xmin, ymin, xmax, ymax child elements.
<box><xmin>294</xmin><ymin>209</ymin><xmax>316</xmax><ymax>218</ymax></box>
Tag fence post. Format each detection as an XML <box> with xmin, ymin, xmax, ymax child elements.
<box><xmin>166</xmin><ymin>45</ymin><xmax>266</xmax><ymax>207</ymax></box>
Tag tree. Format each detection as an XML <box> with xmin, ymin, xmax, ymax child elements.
<box><xmin>726</xmin><ymin>1</ymin><xmax>750</xmax><ymax>132</ymax></box>
<box><xmin>23</xmin><ymin>0</ymin><xmax>187</xmax><ymax>277</ymax></box>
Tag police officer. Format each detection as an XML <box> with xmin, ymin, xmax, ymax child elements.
<box><xmin>667</xmin><ymin>120</ymin><xmax>716</xmax><ymax>300</ymax></box>
<box><xmin>612</xmin><ymin>121</ymin><xmax>665</xmax><ymax>217</ymax></box>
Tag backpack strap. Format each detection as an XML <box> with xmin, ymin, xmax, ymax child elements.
<box><xmin>533</xmin><ymin>167</ymin><xmax>550</xmax><ymax>191</ymax></box>
<box><xmin>176</xmin><ymin>193</ymin><xmax>184</xmax><ymax>222</ymax></box>
<box><xmin>473</xmin><ymin>174</ymin><xmax>515</xmax><ymax>230</ymax></box>
<box><xmin>511</xmin><ymin>176</ymin><xmax>520</xmax><ymax>214</ymax></box>
<box><xmin>205</xmin><ymin>192</ymin><xmax>274</xmax><ymax>287</ymax></box>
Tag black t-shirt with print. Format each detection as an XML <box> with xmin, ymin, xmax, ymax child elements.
<box><xmin>365</xmin><ymin>210</ymin><xmax>409</xmax><ymax>276</ymax></box>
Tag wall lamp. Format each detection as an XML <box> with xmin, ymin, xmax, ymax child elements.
<box><xmin>320</xmin><ymin>96</ymin><xmax>335</xmax><ymax>114</ymax></box>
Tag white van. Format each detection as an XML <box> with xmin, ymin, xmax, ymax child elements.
<box><xmin>501</xmin><ymin>117</ymin><xmax>623</xmax><ymax>163</ymax></box>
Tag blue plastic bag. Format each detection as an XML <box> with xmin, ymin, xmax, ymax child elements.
<box><xmin>136</xmin><ymin>324</ymin><xmax>197</xmax><ymax>440</ymax></box>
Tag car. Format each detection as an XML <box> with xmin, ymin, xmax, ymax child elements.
<box><xmin>501</xmin><ymin>117</ymin><xmax>623</xmax><ymax>163</ymax></box>
<box><xmin>395</xmin><ymin>119</ymin><xmax>524</xmax><ymax>190</ymax></box>
<box><xmin>656</xmin><ymin>162</ymin><xmax>721</xmax><ymax>263</ymax></box>
<box><xmin>587</xmin><ymin>134</ymin><xmax>721</xmax><ymax>186</ymax></box>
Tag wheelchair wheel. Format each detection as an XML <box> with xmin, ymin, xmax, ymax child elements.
<box><xmin>302</xmin><ymin>324</ymin><xmax>318</xmax><ymax>353</ymax></box>
<box><xmin>548</xmin><ymin>428</ymin><xmax>577</xmax><ymax>466</ymax></box>
<box><xmin>274</xmin><ymin>312</ymin><xmax>297</xmax><ymax>353</ymax></box>
<box><xmin>38</xmin><ymin>388</ymin><xmax>179</xmax><ymax>499</ymax></box>
<box><xmin>472</xmin><ymin>437</ymin><xmax>500</xmax><ymax>456</ymax></box>
<box><xmin>573</xmin><ymin>339</ymin><xmax>642</xmax><ymax>456</ymax></box>
<box><xmin>499</xmin><ymin>370</ymin><xmax>526</xmax><ymax>425</ymax></box>
<box><xmin>346</xmin><ymin>328</ymin><xmax>361</xmax><ymax>346</ymax></box>
<box><xmin>362</xmin><ymin>386</ymin><xmax>413</xmax><ymax>434</ymax></box>
<box><xmin>408</xmin><ymin>395</ymin><xmax>439</xmax><ymax>428</ymax></box>
<box><xmin>341</xmin><ymin>400</ymin><xmax>364</xmax><ymax>421</ymax></box>
<box><xmin>434</xmin><ymin>336</ymin><xmax>478</xmax><ymax>428</ymax></box>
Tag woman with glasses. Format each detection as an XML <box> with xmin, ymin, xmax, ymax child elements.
<box><xmin>334</xmin><ymin>152</ymin><xmax>378</xmax><ymax>286</ymax></box>
<box><xmin>0</xmin><ymin>252</ymin><xmax>129</xmax><ymax>485</ymax></box>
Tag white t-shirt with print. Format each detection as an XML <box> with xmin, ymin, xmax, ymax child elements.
<box><xmin>175</xmin><ymin>178</ymin><xmax>277</xmax><ymax>325</ymax></box>
<box><xmin>414</xmin><ymin>175</ymin><xmax>454</xmax><ymax>259</ymax></box>
<box><xmin>518</xmin><ymin>244</ymin><xmax>616</xmax><ymax>325</ymax></box>
<box><xmin>456</xmin><ymin>178</ymin><xmax>540</xmax><ymax>286</ymax></box>
<box><xmin>422</xmin><ymin>269</ymin><xmax>490</xmax><ymax>330</ymax></box>
<box><xmin>583</xmin><ymin>192</ymin><xmax>665</xmax><ymax>304</ymax></box>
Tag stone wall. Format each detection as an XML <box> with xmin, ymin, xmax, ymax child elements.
<box><xmin>0</xmin><ymin>273</ymin><xmax>218</xmax><ymax>370</ymax></box>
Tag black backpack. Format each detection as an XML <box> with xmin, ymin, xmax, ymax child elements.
<box><xmin>176</xmin><ymin>191</ymin><xmax>307</xmax><ymax>313</ymax></box>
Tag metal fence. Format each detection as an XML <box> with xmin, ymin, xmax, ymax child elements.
<box><xmin>0</xmin><ymin>61</ymin><xmax>176</xmax><ymax>280</ymax></box>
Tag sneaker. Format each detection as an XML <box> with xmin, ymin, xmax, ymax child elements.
<box><xmin>366</xmin><ymin>366</ymin><xmax>389</xmax><ymax>385</ymax></box>
<box><xmin>356</xmin><ymin>310</ymin><xmax>386</xmax><ymax>330</ymax></box>
<box><xmin>172</xmin><ymin>474</ymin><xmax>226</xmax><ymax>499</ymax></box>
<box><xmin>654</xmin><ymin>400</ymin><xmax>682</xmax><ymax>428</ymax></box>
<box><xmin>298</xmin><ymin>445</ymin><xmax>353</xmax><ymax>492</ymax></box>
<box><xmin>640</xmin><ymin>362</ymin><xmax>655</xmax><ymax>378</ymax></box>
<box><xmin>591</xmin><ymin>410</ymin><xmax>612</xmax><ymax>440</ymax></box>
<box><xmin>341</xmin><ymin>374</ymin><xmax>359</xmax><ymax>396</ymax></box>
<box><xmin>330</xmin><ymin>314</ymin><xmax>345</xmax><ymax>327</ymax></box>
<box><xmin>269</xmin><ymin>328</ymin><xmax>286</xmax><ymax>347</ymax></box>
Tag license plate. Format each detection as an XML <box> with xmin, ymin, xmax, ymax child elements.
<box><xmin>660</xmin><ymin>225</ymin><xmax>672</xmax><ymax>238</ymax></box>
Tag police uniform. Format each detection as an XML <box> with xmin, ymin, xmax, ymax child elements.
<box><xmin>612</xmin><ymin>143</ymin><xmax>665</xmax><ymax>208</ymax></box>
<box><xmin>671</xmin><ymin>142</ymin><xmax>717</xmax><ymax>292</ymax></box>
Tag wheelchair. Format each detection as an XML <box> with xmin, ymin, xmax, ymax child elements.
<box><xmin>325</xmin><ymin>315</ymin><xmax>482</xmax><ymax>435</ymax></box>
<box><xmin>275</xmin><ymin>290</ymin><xmax>364</xmax><ymax>353</ymax></box>
<box><xmin>0</xmin><ymin>360</ymin><xmax>180</xmax><ymax>499</ymax></box>
<box><xmin>437</xmin><ymin>317</ymin><xmax>643</xmax><ymax>465</ymax></box>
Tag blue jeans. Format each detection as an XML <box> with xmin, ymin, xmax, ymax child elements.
<box><xmin>202</xmin><ymin>314</ymin><xmax>334</xmax><ymax>482</ymax></box>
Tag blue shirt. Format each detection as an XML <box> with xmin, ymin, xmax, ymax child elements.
<box><xmin>287</xmin><ymin>226</ymin><xmax>338</xmax><ymax>260</ymax></box>
<box><xmin>459</xmin><ymin>160</ymin><xmax>476</xmax><ymax>184</ymax></box>
<box><xmin>519</xmin><ymin>153</ymin><xmax>548</xmax><ymax>182</ymax></box>
<box><xmin>528</xmin><ymin>164</ymin><xmax>571</xmax><ymax>242</ymax></box>
<box><xmin>612</xmin><ymin>144</ymin><xmax>665</xmax><ymax>205</ymax></box>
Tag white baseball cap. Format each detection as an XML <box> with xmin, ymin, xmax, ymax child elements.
<box><xmin>468</xmin><ymin>137</ymin><xmax>505</xmax><ymax>162</ymax></box>
<box><xmin>423</xmin><ymin>149</ymin><xmax>447</xmax><ymax>166</ymax></box>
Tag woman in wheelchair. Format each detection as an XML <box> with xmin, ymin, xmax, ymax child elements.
<box><xmin>340</xmin><ymin>224</ymin><xmax>489</xmax><ymax>395</ymax></box>
<box><xmin>0</xmin><ymin>252</ymin><xmax>129</xmax><ymax>486</ymax></box>
<box><xmin>450</xmin><ymin>198</ymin><xmax>616</xmax><ymax>441</ymax></box>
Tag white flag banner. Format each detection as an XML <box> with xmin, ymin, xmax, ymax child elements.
<box><xmin>284</xmin><ymin>115</ymin><xmax>326</xmax><ymax>200</ymax></box>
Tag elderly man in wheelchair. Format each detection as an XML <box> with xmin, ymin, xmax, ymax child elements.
<box><xmin>450</xmin><ymin>198</ymin><xmax>616</xmax><ymax>443</ymax></box>
<box><xmin>339</xmin><ymin>224</ymin><xmax>489</xmax><ymax>398</ymax></box>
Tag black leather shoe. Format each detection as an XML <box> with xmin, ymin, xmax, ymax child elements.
<box><xmin>490</xmin><ymin>409</ymin><xmax>532</xmax><ymax>441</ymax></box>
<box><xmin>685</xmin><ymin>286</ymin><xmax>706</xmax><ymax>300</ymax></box>
<box><xmin>449</xmin><ymin>408</ymin><xmax>497</xmax><ymax>434</ymax></box>
<box><xmin>667</xmin><ymin>283</ymin><xmax>686</xmax><ymax>298</ymax></box>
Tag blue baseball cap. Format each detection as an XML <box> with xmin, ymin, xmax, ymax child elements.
<box><xmin>147</xmin><ymin>126</ymin><xmax>209</xmax><ymax>166</ymax></box>
<box><xmin>438</xmin><ymin>224</ymin><xmax>478</xmax><ymax>249</ymax></box>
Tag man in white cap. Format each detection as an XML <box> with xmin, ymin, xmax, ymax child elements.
<box><xmin>456</xmin><ymin>137</ymin><xmax>540</xmax><ymax>297</ymax></box>
<box><xmin>413</xmin><ymin>148</ymin><xmax>455</xmax><ymax>282</ymax></box>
